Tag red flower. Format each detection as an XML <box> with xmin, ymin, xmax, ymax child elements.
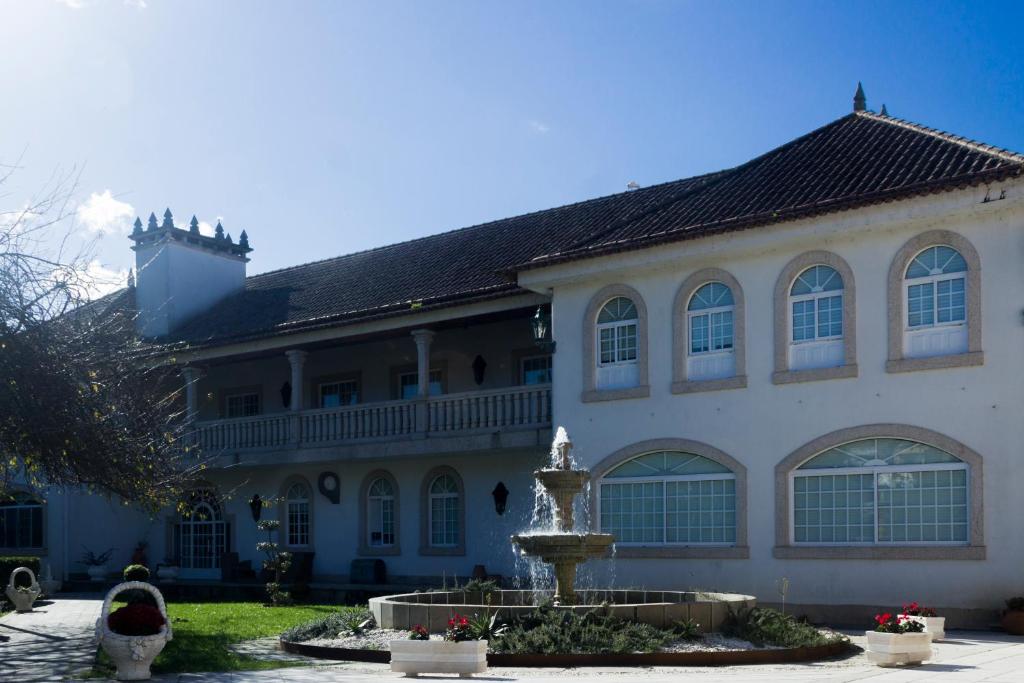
<box><xmin>107</xmin><ymin>603</ymin><xmax>166</xmax><ymax>637</ymax></box>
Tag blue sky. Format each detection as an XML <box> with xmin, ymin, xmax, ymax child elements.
<box><xmin>2</xmin><ymin>0</ymin><xmax>1022</xmax><ymax>291</ymax></box>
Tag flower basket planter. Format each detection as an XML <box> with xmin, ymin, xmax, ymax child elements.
<box><xmin>389</xmin><ymin>639</ymin><xmax>488</xmax><ymax>677</ymax></box>
<box><xmin>1002</xmin><ymin>610</ymin><xmax>1024</xmax><ymax>636</ymax></box>
<box><xmin>95</xmin><ymin>581</ymin><xmax>173</xmax><ymax>681</ymax></box>
<box><xmin>909</xmin><ymin>615</ymin><xmax>945</xmax><ymax>640</ymax></box>
<box><xmin>5</xmin><ymin>567</ymin><xmax>41</xmax><ymax>613</ymax></box>
<box><xmin>865</xmin><ymin>631</ymin><xmax>932</xmax><ymax>667</ymax></box>
<box><xmin>88</xmin><ymin>565</ymin><xmax>109</xmax><ymax>582</ymax></box>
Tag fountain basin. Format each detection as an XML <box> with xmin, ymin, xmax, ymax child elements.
<box><xmin>511</xmin><ymin>533</ymin><xmax>614</xmax><ymax>563</ymax></box>
<box><xmin>534</xmin><ymin>469</ymin><xmax>589</xmax><ymax>494</ymax></box>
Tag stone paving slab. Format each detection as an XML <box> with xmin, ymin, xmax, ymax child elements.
<box><xmin>0</xmin><ymin>594</ymin><xmax>103</xmax><ymax>682</ymax></box>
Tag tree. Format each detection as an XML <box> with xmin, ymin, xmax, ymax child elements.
<box><xmin>0</xmin><ymin>162</ymin><xmax>204</xmax><ymax>511</ymax></box>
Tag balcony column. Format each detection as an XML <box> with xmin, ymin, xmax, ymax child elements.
<box><xmin>285</xmin><ymin>349</ymin><xmax>307</xmax><ymax>445</ymax></box>
<box><xmin>411</xmin><ymin>329</ymin><xmax>434</xmax><ymax>434</ymax></box>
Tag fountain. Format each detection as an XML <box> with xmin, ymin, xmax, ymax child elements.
<box><xmin>510</xmin><ymin>427</ymin><xmax>614</xmax><ymax>605</ymax></box>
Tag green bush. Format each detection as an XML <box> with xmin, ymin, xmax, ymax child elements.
<box><xmin>123</xmin><ymin>564</ymin><xmax>150</xmax><ymax>582</ymax></box>
<box><xmin>721</xmin><ymin>606</ymin><xmax>836</xmax><ymax>648</ymax></box>
<box><xmin>0</xmin><ymin>556</ymin><xmax>41</xmax><ymax>588</ymax></box>
<box><xmin>280</xmin><ymin>608</ymin><xmax>373</xmax><ymax>642</ymax></box>
<box><xmin>489</xmin><ymin>605</ymin><xmax>672</xmax><ymax>655</ymax></box>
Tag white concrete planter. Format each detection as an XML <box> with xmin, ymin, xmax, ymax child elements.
<box><xmin>96</xmin><ymin>581</ymin><xmax>173</xmax><ymax>681</ymax></box>
<box><xmin>88</xmin><ymin>565</ymin><xmax>109</xmax><ymax>582</ymax></box>
<box><xmin>865</xmin><ymin>631</ymin><xmax>933</xmax><ymax>667</ymax></box>
<box><xmin>155</xmin><ymin>566</ymin><xmax>178</xmax><ymax>582</ymax></box>
<box><xmin>5</xmin><ymin>567</ymin><xmax>41</xmax><ymax>613</ymax></box>
<box><xmin>909</xmin><ymin>615</ymin><xmax>945</xmax><ymax>640</ymax></box>
<box><xmin>390</xmin><ymin>639</ymin><xmax>488</xmax><ymax>677</ymax></box>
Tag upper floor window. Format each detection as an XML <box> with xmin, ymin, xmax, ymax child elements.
<box><xmin>596</xmin><ymin>297</ymin><xmax>639</xmax><ymax>389</ymax></box>
<box><xmin>521</xmin><ymin>355</ymin><xmax>552</xmax><ymax>385</ymax></box>
<box><xmin>225</xmin><ymin>392</ymin><xmax>260</xmax><ymax>418</ymax></box>
<box><xmin>599</xmin><ymin>451</ymin><xmax>737</xmax><ymax>546</ymax></box>
<box><xmin>284</xmin><ymin>481</ymin><xmax>311</xmax><ymax>547</ymax></box>
<box><xmin>904</xmin><ymin>246</ymin><xmax>967</xmax><ymax>358</ymax></box>
<box><xmin>0</xmin><ymin>492</ymin><xmax>44</xmax><ymax>550</ymax></box>
<box><xmin>320</xmin><ymin>380</ymin><xmax>359</xmax><ymax>408</ymax></box>
<box><xmin>399</xmin><ymin>369</ymin><xmax>443</xmax><ymax>400</ymax></box>
<box><xmin>428</xmin><ymin>474</ymin><xmax>460</xmax><ymax>547</ymax></box>
<box><xmin>789</xmin><ymin>265</ymin><xmax>844</xmax><ymax>370</ymax></box>
<box><xmin>687</xmin><ymin>282</ymin><xmax>735</xmax><ymax>381</ymax></box>
<box><xmin>367</xmin><ymin>477</ymin><xmax>395</xmax><ymax>547</ymax></box>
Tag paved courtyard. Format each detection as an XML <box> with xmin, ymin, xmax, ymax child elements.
<box><xmin>0</xmin><ymin>594</ymin><xmax>103</xmax><ymax>682</ymax></box>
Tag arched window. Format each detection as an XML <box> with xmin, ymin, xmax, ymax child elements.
<box><xmin>0</xmin><ymin>491</ymin><xmax>44</xmax><ymax>551</ymax></box>
<box><xmin>367</xmin><ymin>477</ymin><xmax>395</xmax><ymax>547</ymax></box>
<box><xmin>176</xmin><ymin>489</ymin><xmax>228</xmax><ymax>577</ymax></box>
<box><xmin>903</xmin><ymin>246</ymin><xmax>968</xmax><ymax>358</ymax></box>
<box><xmin>687</xmin><ymin>282</ymin><xmax>735</xmax><ymax>381</ymax></box>
<box><xmin>596</xmin><ymin>297</ymin><xmax>639</xmax><ymax>389</ymax></box>
<box><xmin>793</xmin><ymin>438</ymin><xmax>968</xmax><ymax>545</ymax></box>
<box><xmin>428</xmin><ymin>474</ymin><xmax>460</xmax><ymax>548</ymax></box>
<box><xmin>284</xmin><ymin>481</ymin><xmax>311</xmax><ymax>547</ymax></box>
<box><xmin>599</xmin><ymin>451</ymin><xmax>737</xmax><ymax>545</ymax></box>
<box><xmin>789</xmin><ymin>265</ymin><xmax>844</xmax><ymax>370</ymax></box>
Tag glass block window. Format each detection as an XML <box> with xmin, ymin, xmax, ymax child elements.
<box><xmin>599</xmin><ymin>451</ymin><xmax>736</xmax><ymax>546</ymax></box>
<box><xmin>367</xmin><ymin>477</ymin><xmax>395</xmax><ymax>547</ymax></box>
<box><xmin>793</xmin><ymin>438</ymin><xmax>968</xmax><ymax>545</ymax></box>
<box><xmin>285</xmin><ymin>482</ymin><xmax>311</xmax><ymax>547</ymax></box>
<box><xmin>429</xmin><ymin>474</ymin><xmax>460</xmax><ymax>547</ymax></box>
<box><xmin>597</xmin><ymin>297</ymin><xmax>638</xmax><ymax>365</ymax></box>
<box><xmin>790</xmin><ymin>265</ymin><xmax>843</xmax><ymax>342</ymax></box>
<box><xmin>521</xmin><ymin>355</ymin><xmax>552</xmax><ymax>385</ymax></box>
<box><xmin>688</xmin><ymin>283</ymin><xmax>735</xmax><ymax>355</ymax></box>
<box><xmin>905</xmin><ymin>246</ymin><xmax>967</xmax><ymax>329</ymax></box>
<box><xmin>225</xmin><ymin>392</ymin><xmax>260</xmax><ymax>418</ymax></box>
<box><xmin>320</xmin><ymin>380</ymin><xmax>359</xmax><ymax>408</ymax></box>
<box><xmin>0</xmin><ymin>492</ymin><xmax>44</xmax><ymax>550</ymax></box>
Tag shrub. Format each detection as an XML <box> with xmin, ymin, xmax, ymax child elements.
<box><xmin>123</xmin><ymin>564</ymin><xmax>150</xmax><ymax>582</ymax></box>
<box><xmin>107</xmin><ymin>603</ymin><xmax>166</xmax><ymax>636</ymax></box>
<box><xmin>489</xmin><ymin>605</ymin><xmax>671</xmax><ymax>654</ymax></box>
<box><xmin>0</xmin><ymin>556</ymin><xmax>40</xmax><ymax>588</ymax></box>
<box><xmin>723</xmin><ymin>606</ymin><xmax>834</xmax><ymax>647</ymax></box>
<box><xmin>409</xmin><ymin>624</ymin><xmax>429</xmax><ymax>640</ymax></box>
<box><xmin>461</xmin><ymin>578</ymin><xmax>500</xmax><ymax>596</ymax></box>
<box><xmin>280</xmin><ymin>609</ymin><xmax>373</xmax><ymax>642</ymax></box>
<box><xmin>670</xmin><ymin>617</ymin><xmax>702</xmax><ymax>641</ymax></box>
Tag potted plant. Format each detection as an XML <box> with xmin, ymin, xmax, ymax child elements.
<box><xmin>903</xmin><ymin>601</ymin><xmax>944</xmax><ymax>640</ymax></box>
<box><xmin>155</xmin><ymin>557</ymin><xmax>179</xmax><ymax>582</ymax></box>
<box><xmin>865</xmin><ymin>611</ymin><xmax>932</xmax><ymax>667</ymax></box>
<box><xmin>81</xmin><ymin>547</ymin><xmax>115</xmax><ymax>582</ymax></box>
<box><xmin>130</xmin><ymin>541</ymin><xmax>149</xmax><ymax>567</ymax></box>
<box><xmin>95</xmin><ymin>581</ymin><xmax>173</xmax><ymax>680</ymax></box>
<box><xmin>1002</xmin><ymin>597</ymin><xmax>1024</xmax><ymax>635</ymax></box>
<box><xmin>390</xmin><ymin>613</ymin><xmax>488</xmax><ymax>677</ymax></box>
<box><xmin>4</xmin><ymin>566</ymin><xmax>41</xmax><ymax>613</ymax></box>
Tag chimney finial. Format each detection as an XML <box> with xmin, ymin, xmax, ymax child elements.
<box><xmin>214</xmin><ymin>220</ymin><xmax>224</xmax><ymax>240</ymax></box>
<box><xmin>147</xmin><ymin>212</ymin><xmax>158</xmax><ymax>231</ymax></box>
<box><xmin>190</xmin><ymin>215</ymin><xmax>200</xmax><ymax>234</ymax></box>
<box><xmin>225</xmin><ymin>232</ymin><xmax>233</xmax><ymax>244</ymax></box>
<box><xmin>239</xmin><ymin>230</ymin><xmax>250</xmax><ymax>249</ymax></box>
<box><xmin>880</xmin><ymin>103</ymin><xmax>889</xmax><ymax>117</ymax></box>
<box><xmin>162</xmin><ymin>208</ymin><xmax>174</xmax><ymax>230</ymax></box>
<box><xmin>132</xmin><ymin>217</ymin><xmax>143</xmax><ymax>236</ymax></box>
<box><xmin>853</xmin><ymin>82</ymin><xmax>867</xmax><ymax>112</ymax></box>
<box><xmin>127</xmin><ymin>268</ymin><xmax>136</xmax><ymax>289</ymax></box>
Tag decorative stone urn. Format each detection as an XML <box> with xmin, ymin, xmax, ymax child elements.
<box><xmin>389</xmin><ymin>639</ymin><xmax>488</xmax><ymax>678</ymax></box>
<box><xmin>5</xmin><ymin>566</ymin><xmax>41</xmax><ymax>613</ymax></box>
<box><xmin>88</xmin><ymin>564</ymin><xmax>109</xmax><ymax>582</ymax></box>
<box><xmin>865</xmin><ymin>631</ymin><xmax>933</xmax><ymax>667</ymax></box>
<box><xmin>96</xmin><ymin>581</ymin><xmax>173</xmax><ymax>680</ymax></box>
<box><xmin>910</xmin><ymin>615</ymin><xmax>946</xmax><ymax>640</ymax></box>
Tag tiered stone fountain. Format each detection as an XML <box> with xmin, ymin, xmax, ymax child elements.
<box><xmin>510</xmin><ymin>429</ymin><xmax>614</xmax><ymax>605</ymax></box>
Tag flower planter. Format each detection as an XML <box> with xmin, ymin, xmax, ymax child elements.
<box><xmin>5</xmin><ymin>567</ymin><xmax>41</xmax><ymax>613</ymax></box>
<box><xmin>1002</xmin><ymin>610</ymin><xmax>1024</xmax><ymax>636</ymax></box>
<box><xmin>909</xmin><ymin>615</ymin><xmax>945</xmax><ymax>640</ymax></box>
<box><xmin>96</xmin><ymin>581</ymin><xmax>173</xmax><ymax>681</ymax></box>
<box><xmin>389</xmin><ymin>639</ymin><xmax>488</xmax><ymax>677</ymax></box>
<box><xmin>88</xmin><ymin>565</ymin><xmax>109</xmax><ymax>582</ymax></box>
<box><xmin>865</xmin><ymin>631</ymin><xmax>932</xmax><ymax>667</ymax></box>
<box><xmin>155</xmin><ymin>565</ymin><xmax>178</xmax><ymax>582</ymax></box>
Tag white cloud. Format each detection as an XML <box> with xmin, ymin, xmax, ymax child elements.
<box><xmin>124</xmin><ymin>0</ymin><xmax>147</xmax><ymax>8</ymax></box>
<box><xmin>528</xmin><ymin>120</ymin><xmax>550</xmax><ymax>134</ymax></box>
<box><xmin>56</xmin><ymin>0</ymin><xmax>89</xmax><ymax>8</ymax></box>
<box><xmin>80</xmin><ymin>260</ymin><xmax>130</xmax><ymax>300</ymax></box>
<box><xmin>197</xmin><ymin>220</ymin><xmax>215</xmax><ymax>237</ymax></box>
<box><xmin>77</xmin><ymin>190</ymin><xmax>135</xmax><ymax>237</ymax></box>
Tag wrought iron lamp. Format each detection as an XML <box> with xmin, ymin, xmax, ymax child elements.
<box><xmin>531</xmin><ymin>305</ymin><xmax>556</xmax><ymax>353</ymax></box>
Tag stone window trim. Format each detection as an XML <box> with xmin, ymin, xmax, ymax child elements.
<box><xmin>581</xmin><ymin>284</ymin><xmax>650</xmax><ymax>402</ymax></box>
<box><xmin>772</xmin><ymin>251</ymin><xmax>858</xmax><ymax>385</ymax></box>
<box><xmin>886</xmin><ymin>230</ymin><xmax>983</xmax><ymax>374</ymax></box>
<box><xmin>358</xmin><ymin>469</ymin><xmax>401</xmax><ymax>556</ymax></box>
<box><xmin>419</xmin><ymin>465</ymin><xmax>466</xmax><ymax>556</ymax></box>
<box><xmin>277</xmin><ymin>474</ymin><xmax>314</xmax><ymax>551</ymax></box>
<box><xmin>308</xmin><ymin>371</ymin><xmax>362</xmax><ymax>409</ymax></box>
<box><xmin>773</xmin><ymin>423</ymin><xmax>985</xmax><ymax>560</ymax></box>
<box><xmin>0</xmin><ymin>489</ymin><xmax>47</xmax><ymax>555</ymax></box>
<box><xmin>588</xmin><ymin>438</ymin><xmax>750</xmax><ymax>559</ymax></box>
<box><xmin>672</xmin><ymin>268</ymin><xmax>748</xmax><ymax>394</ymax></box>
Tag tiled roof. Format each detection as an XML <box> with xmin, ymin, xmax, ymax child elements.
<box><xmin>167</xmin><ymin>111</ymin><xmax>1023</xmax><ymax>348</ymax></box>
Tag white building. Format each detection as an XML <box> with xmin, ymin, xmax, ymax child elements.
<box><xmin>6</xmin><ymin>93</ymin><xmax>1024</xmax><ymax>625</ymax></box>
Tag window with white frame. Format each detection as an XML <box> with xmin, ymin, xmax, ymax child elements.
<box><xmin>687</xmin><ymin>282</ymin><xmax>735</xmax><ymax>381</ymax></box>
<box><xmin>903</xmin><ymin>245</ymin><xmax>968</xmax><ymax>358</ymax></box>
<box><xmin>521</xmin><ymin>355</ymin><xmax>552</xmax><ymax>385</ymax></box>
<box><xmin>320</xmin><ymin>380</ymin><xmax>359</xmax><ymax>408</ymax></box>
<box><xmin>0</xmin><ymin>492</ymin><xmax>44</xmax><ymax>550</ymax></box>
<box><xmin>599</xmin><ymin>451</ymin><xmax>737</xmax><ymax>545</ymax></box>
<box><xmin>225</xmin><ymin>392</ymin><xmax>260</xmax><ymax>418</ymax></box>
<box><xmin>428</xmin><ymin>474</ymin><xmax>460</xmax><ymax>547</ymax></box>
<box><xmin>792</xmin><ymin>438</ymin><xmax>969</xmax><ymax>545</ymax></box>
<box><xmin>398</xmin><ymin>369</ymin><xmax>443</xmax><ymax>400</ymax></box>
<box><xmin>285</xmin><ymin>481</ymin><xmax>311</xmax><ymax>547</ymax></box>
<box><xmin>367</xmin><ymin>477</ymin><xmax>395</xmax><ymax>547</ymax></box>
<box><xmin>596</xmin><ymin>297</ymin><xmax>639</xmax><ymax>389</ymax></box>
<box><xmin>789</xmin><ymin>265</ymin><xmax>844</xmax><ymax>370</ymax></box>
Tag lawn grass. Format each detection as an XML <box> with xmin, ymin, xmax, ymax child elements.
<box><xmin>91</xmin><ymin>601</ymin><xmax>360</xmax><ymax>675</ymax></box>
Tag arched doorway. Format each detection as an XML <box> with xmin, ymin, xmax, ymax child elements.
<box><xmin>175</xmin><ymin>489</ymin><xmax>229</xmax><ymax>579</ymax></box>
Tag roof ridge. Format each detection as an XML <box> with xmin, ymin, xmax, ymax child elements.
<box><xmin>857</xmin><ymin>110</ymin><xmax>1024</xmax><ymax>164</ymax></box>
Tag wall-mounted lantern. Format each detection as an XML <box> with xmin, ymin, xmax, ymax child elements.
<box><xmin>280</xmin><ymin>381</ymin><xmax>292</xmax><ymax>409</ymax></box>
<box><xmin>472</xmin><ymin>355</ymin><xmax>487</xmax><ymax>385</ymax></box>
<box><xmin>492</xmin><ymin>482</ymin><xmax>509</xmax><ymax>515</ymax></box>
<box><xmin>318</xmin><ymin>471</ymin><xmax>340</xmax><ymax>504</ymax></box>
<box><xmin>248</xmin><ymin>494</ymin><xmax>263</xmax><ymax>523</ymax></box>
<box><xmin>531</xmin><ymin>305</ymin><xmax>556</xmax><ymax>353</ymax></box>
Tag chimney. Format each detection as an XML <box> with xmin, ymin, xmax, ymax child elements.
<box><xmin>129</xmin><ymin>208</ymin><xmax>252</xmax><ymax>338</ymax></box>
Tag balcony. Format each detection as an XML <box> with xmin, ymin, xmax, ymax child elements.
<box><xmin>194</xmin><ymin>384</ymin><xmax>552</xmax><ymax>455</ymax></box>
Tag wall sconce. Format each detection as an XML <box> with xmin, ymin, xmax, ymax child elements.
<box><xmin>531</xmin><ymin>305</ymin><xmax>556</xmax><ymax>353</ymax></box>
<box><xmin>280</xmin><ymin>381</ymin><xmax>292</xmax><ymax>409</ymax></box>
<box><xmin>472</xmin><ymin>355</ymin><xmax>487</xmax><ymax>385</ymax></box>
<box><xmin>492</xmin><ymin>482</ymin><xmax>509</xmax><ymax>515</ymax></box>
<box><xmin>318</xmin><ymin>471</ymin><xmax>340</xmax><ymax>504</ymax></box>
<box><xmin>248</xmin><ymin>494</ymin><xmax>263</xmax><ymax>523</ymax></box>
